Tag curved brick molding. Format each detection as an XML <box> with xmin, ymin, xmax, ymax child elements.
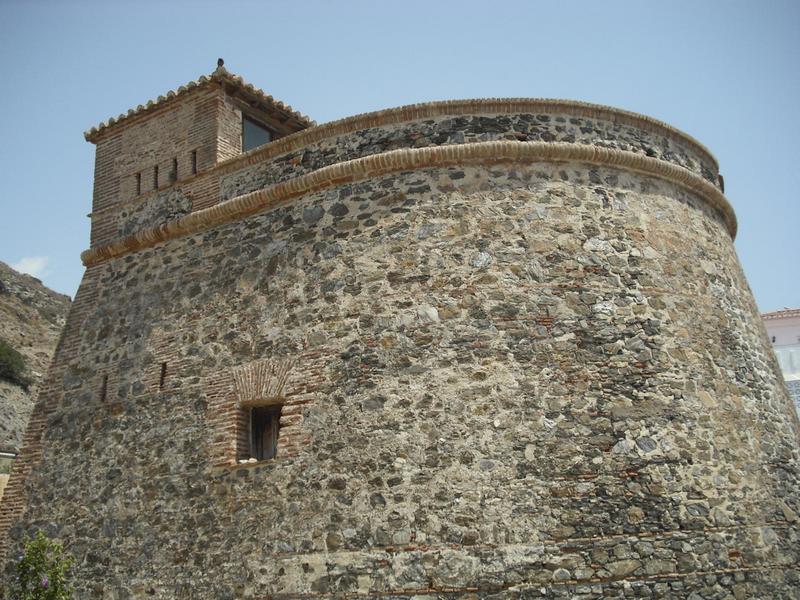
<box><xmin>232</xmin><ymin>358</ymin><xmax>294</xmax><ymax>406</ymax></box>
<box><xmin>81</xmin><ymin>141</ymin><xmax>735</xmax><ymax>266</ymax></box>
<box><xmin>87</xmin><ymin>97</ymin><xmax>723</xmax><ymax>250</ymax></box>
<box><xmin>89</xmin><ymin>99</ymin><xmax>720</xmax><ymax>225</ymax></box>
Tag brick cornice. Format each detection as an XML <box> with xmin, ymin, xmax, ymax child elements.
<box><xmin>80</xmin><ymin>141</ymin><xmax>736</xmax><ymax>266</ymax></box>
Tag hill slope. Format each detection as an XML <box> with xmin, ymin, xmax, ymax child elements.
<box><xmin>0</xmin><ymin>261</ymin><xmax>70</xmax><ymax>454</ymax></box>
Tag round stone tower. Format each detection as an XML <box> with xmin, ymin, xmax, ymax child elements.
<box><xmin>2</xmin><ymin>69</ymin><xmax>798</xmax><ymax>598</ymax></box>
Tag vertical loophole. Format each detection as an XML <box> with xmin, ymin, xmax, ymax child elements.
<box><xmin>100</xmin><ymin>374</ymin><xmax>108</xmax><ymax>402</ymax></box>
<box><xmin>159</xmin><ymin>362</ymin><xmax>167</xmax><ymax>390</ymax></box>
<box><xmin>135</xmin><ymin>172</ymin><xmax>141</xmax><ymax>195</ymax></box>
<box><xmin>153</xmin><ymin>165</ymin><xmax>159</xmax><ymax>190</ymax></box>
<box><xmin>191</xmin><ymin>150</ymin><xmax>197</xmax><ymax>175</ymax></box>
<box><xmin>171</xmin><ymin>157</ymin><xmax>178</xmax><ymax>182</ymax></box>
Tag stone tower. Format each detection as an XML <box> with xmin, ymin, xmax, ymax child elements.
<box><xmin>2</xmin><ymin>64</ymin><xmax>799</xmax><ymax>598</ymax></box>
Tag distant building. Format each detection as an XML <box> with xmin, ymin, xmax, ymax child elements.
<box><xmin>763</xmin><ymin>308</ymin><xmax>800</xmax><ymax>414</ymax></box>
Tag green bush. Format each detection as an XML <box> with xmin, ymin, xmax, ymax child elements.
<box><xmin>9</xmin><ymin>531</ymin><xmax>74</xmax><ymax>600</ymax></box>
<box><xmin>0</xmin><ymin>339</ymin><xmax>30</xmax><ymax>389</ymax></box>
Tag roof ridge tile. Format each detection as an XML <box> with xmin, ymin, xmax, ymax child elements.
<box><xmin>84</xmin><ymin>67</ymin><xmax>315</xmax><ymax>142</ymax></box>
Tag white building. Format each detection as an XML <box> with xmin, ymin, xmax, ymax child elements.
<box><xmin>763</xmin><ymin>308</ymin><xmax>800</xmax><ymax>414</ymax></box>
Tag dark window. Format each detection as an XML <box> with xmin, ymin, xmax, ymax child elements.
<box><xmin>242</xmin><ymin>116</ymin><xmax>272</xmax><ymax>152</ymax></box>
<box><xmin>100</xmin><ymin>374</ymin><xmax>108</xmax><ymax>402</ymax></box>
<box><xmin>135</xmin><ymin>173</ymin><xmax>141</xmax><ymax>195</ymax></box>
<box><xmin>191</xmin><ymin>150</ymin><xmax>197</xmax><ymax>175</ymax></box>
<box><xmin>251</xmin><ymin>405</ymin><xmax>281</xmax><ymax>460</ymax></box>
<box><xmin>153</xmin><ymin>165</ymin><xmax>159</xmax><ymax>189</ymax></box>
<box><xmin>159</xmin><ymin>362</ymin><xmax>167</xmax><ymax>390</ymax></box>
<box><xmin>170</xmin><ymin>157</ymin><xmax>178</xmax><ymax>182</ymax></box>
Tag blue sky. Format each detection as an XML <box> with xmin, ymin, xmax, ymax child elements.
<box><xmin>0</xmin><ymin>0</ymin><xmax>797</xmax><ymax>312</ymax></box>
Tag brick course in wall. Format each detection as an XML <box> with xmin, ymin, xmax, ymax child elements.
<box><xmin>2</xmin><ymin>67</ymin><xmax>798</xmax><ymax>599</ymax></box>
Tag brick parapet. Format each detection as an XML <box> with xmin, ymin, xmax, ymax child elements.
<box><xmin>88</xmin><ymin>87</ymin><xmax>220</xmax><ymax>246</ymax></box>
<box><xmin>88</xmin><ymin>83</ymin><xmax>308</xmax><ymax>247</ymax></box>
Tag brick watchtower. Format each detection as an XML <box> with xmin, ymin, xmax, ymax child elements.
<box><xmin>84</xmin><ymin>60</ymin><xmax>313</xmax><ymax>249</ymax></box>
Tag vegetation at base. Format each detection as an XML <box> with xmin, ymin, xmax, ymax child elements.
<box><xmin>0</xmin><ymin>339</ymin><xmax>30</xmax><ymax>389</ymax></box>
<box><xmin>7</xmin><ymin>531</ymin><xmax>74</xmax><ymax>600</ymax></box>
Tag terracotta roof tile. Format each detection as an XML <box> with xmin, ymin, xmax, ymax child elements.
<box><xmin>84</xmin><ymin>66</ymin><xmax>315</xmax><ymax>142</ymax></box>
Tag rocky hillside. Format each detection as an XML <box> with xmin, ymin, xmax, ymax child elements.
<box><xmin>0</xmin><ymin>261</ymin><xmax>70</xmax><ymax>454</ymax></box>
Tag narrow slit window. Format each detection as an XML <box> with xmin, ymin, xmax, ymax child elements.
<box><xmin>135</xmin><ymin>172</ymin><xmax>141</xmax><ymax>195</ymax></box>
<box><xmin>251</xmin><ymin>405</ymin><xmax>281</xmax><ymax>460</ymax></box>
<box><xmin>153</xmin><ymin>165</ymin><xmax>159</xmax><ymax>190</ymax></box>
<box><xmin>100</xmin><ymin>374</ymin><xmax>108</xmax><ymax>402</ymax></box>
<box><xmin>171</xmin><ymin>157</ymin><xmax>178</xmax><ymax>182</ymax></box>
<box><xmin>159</xmin><ymin>362</ymin><xmax>167</xmax><ymax>390</ymax></box>
<box><xmin>191</xmin><ymin>150</ymin><xmax>197</xmax><ymax>175</ymax></box>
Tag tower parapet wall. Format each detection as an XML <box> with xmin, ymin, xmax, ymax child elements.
<box><xmin>86</xmin><ymin>99</ymin><xmax>724</xmax><ymax>253</ymax></box>
<box><xmin>218</xmin><ymin>103</ymin><xmax>721</xmax><ymax>203</ymax></box>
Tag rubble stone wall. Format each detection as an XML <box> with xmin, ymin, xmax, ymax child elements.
<box><xmin>3</xmin><ymin>103</ymin><xmax>799</xmax><ymax>599</ymax></box>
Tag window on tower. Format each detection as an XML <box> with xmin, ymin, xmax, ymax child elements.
<box><xmin>250</xmin><ymin>404</ymin><xmax>282</xmax><ymax>460</ymax></box>
<box><xmin>231</xmin><ymin>358</ymin><xmax>291</xmax><ymax>463</ymax></box>
<box><xmin>242</xmin><ymin>116</ymin><xmax>273</xmax><ymax>152</ymax></box>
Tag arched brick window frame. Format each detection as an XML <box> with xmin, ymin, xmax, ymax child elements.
<box><xmin>204</xmin><ymin>349</ymin><xmax>326</xmax><ymax>468</ymax></box>
<box><xmin>232</xmin><ymin>359</ymin><xmax>292</xmax><ymax>462</ymax></box>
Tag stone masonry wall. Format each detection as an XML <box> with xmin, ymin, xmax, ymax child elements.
<box><xmin>4</xmin><ymin>153</ymin><xmax>799</xmax><ymax>598</ymax></box>
<box><xmin>115</xmin><ymin>188</ymin><xmax>193</xmax><ymax>238</ymax></box>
